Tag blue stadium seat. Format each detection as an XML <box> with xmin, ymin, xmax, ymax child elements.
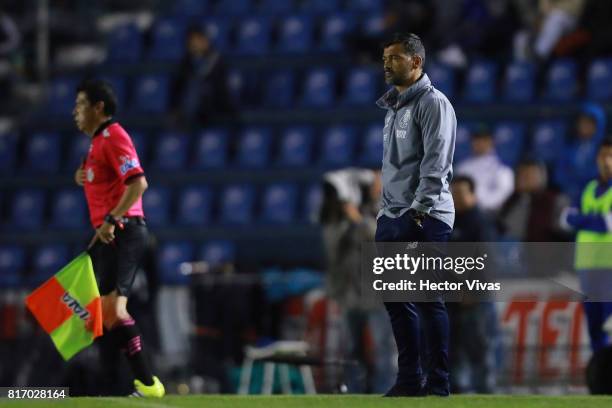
<box><xmin>236</xmin><ymin>128</ymin><xmax>272</xmax><ymax>168</ymax></box>
<box><xmin>30</xmin><ymin>244</ymin><xmax>69</xmax><ymax>286</ymax></box>
<box><xmin>48</xmin><ymin>77</ymin><xmax>78</xmax><ymax>115</ymax></box>
<box><xmin>202</xmin><ymin>18</ymin><xmax>232</xmax><ymax>52</ymax></box>
<box><xmin>301</xmin><ymin>0</ymin><xmax>340</xmax><ymax>13</ymax></box>
<box><xmin>261</xmin><ymin>183</ymin><xmax>298</xmax><ymax>224</ymax></box>
<box><xmin>347</xmin><ymin>0</ymin><xmax>383</xmax><ymax>11</ymax></box>
<box><xmin>343</xmin><ymin>67</ymin><xmax>378</xmax><ymax>105</ymax></box>
<box><xmin>193</xmin><ymin>128</ymin><xmax>229</xmax><ymax>169</ymax></box>
<box><xmin>263</xmin><ymin>70</ymin><xmax>296</xmax><ymax>108</ymax></box>
<box><xmin>50</xmin><ymin>188</ymin><xmax>87</xmax><ymax>229</ymax></box>
<box><xmin>227</xmin><ymin>68</ymin><xmax>259</xmax><ymax>107</ymax></box>
<box><xmin>427</xmin><ymin>63</ymin><xmax>455</xmax><ymax>100</ymax></box>
<box><xmin>132</xmin><ymin>75</ymin><xmax>169</xmax><ymax>113</ymax></box>
<box><xmin>543</xmin><ymin>59</ymin><xmax>577</xmax><ymax>102</ymax></box>
<box><xmin>149</xmin><ymin>18</ymin><xmax>186</xmax><ymax>61</ymax></box>
<box><xmin>319</xmin><ymin>13</ymin><xmax>355</xmax><ymax>52</ymax></box>
<box><xmin>128</xmin><ymin>131</ymin><xmax>147</xmax><ymax>166</ymax></box>
<box><xmin>454</xmin><ymin>122</ymin><xmax>473</xmax><ymax>164</ymax></box>
<box><xmin>361</xmin><ymin>13</ymin><xmax>385</xmax><ymax>36</ymax></box>
<box><xmin>142</xmin><ymin>186</ymin><xmax>171</xmax><ymax>227</ymax></box>
<box><xmin>277</xmin><ymin>15</ymin><xmax>313</xmax><ymax>53</ymax></box>
<box><xmin>0</xmin><ymin>245</ymin><xmax>25</xmax><ymax>287</ymax></box>
<box><xmin>8</xmin><ymin>189</ymin><xmax>45</xmax><ymax>231</ymax></box>
<box><xmin>158</xmin><ymin>241</ymin><xmax>194</xmax><ymax>285</ymax></box>
<box><xmin>360</xmin><ymin>123</ymin><xmax>383</xmax><ymax>166</ymax></box>
<box><xmin>258</xmin><ymin>0</ymin><xmax>295</xmax><ymax>14</ymax></box>
<box><xmin>215</xmin><ymin>0</ymin><xmax>251</xmax><ymax>14</ymax></box>
<box><xmin>462</xmin><ymin>60</ymin><xmax>497</xmax><ymax>103</ymax></box>
<box><xmin>303</xmin><ymin>183</ymin><xmax>323</xmax><ymax>222</ymax></box>
<box><xmin>199</xmin><ymin>240</ymin><xmax>235</xmax><ymax>265</ymax></box>
<box><xmin>152</xmin><ymin>132</ymin><xmax>190</xmax><ymax>171</ymax></box>
<box><xmin>66</xmin><ymin>135</ymin><xmax>91</xmax><ymax>173</ymax></box>
<box><xmin>531</xmin><ymin>120</ymin><xmax>567</xmax><ymax>164</ymax></box>
<box><xmin>587</xmin><ymin>58</ymin><xmax>612</xmax><ymax>101</ymax></box>
<box><xmin>107</xmin><ymin>23</ymin><xmax>142</xmax><ymax>62</ymax></box>
<box><xmin>0</xmin><ymin>132</ymin><xmax>17</xmax><ymax>174</ymax></box>
<box><xmin>321</xmin><ymin>125</ymin><xmax>356</xmax><ymax>166</ymax></box>
<box><xmin>176</xmin><ymin>186</ymin><xmax>213</xmax><ymax>226</ymax></box>
<box><xmin>278</xmin><ymin>126</ymin><xmax>313</xmax><ymax>166</ymax></box>
<box><xmin>236</xmin><ymin>17</ymin><xmax>271</xmax><ymax>55</ymax></box>
<box><xmin>502</xmin><ymin>62</ymin><xmax>535</xmax><ymax>103</ymax></box>
<box><xmin>173</xmin><ymin>0</ymin><xmax>209</xmax><ymax>16</ymax></box>
<box><xmin>23</xmin><ymin>132</ymin><xmax>61</xmax><ymax>173</ymax></box>
<box><xmin>220</xmin><ymin>185</ymin><xmax>256</xmax><ymax>224</ymax></box>
<box><xmin>301</xmin><ymin>68</ymin><xmax>336</xmax><ymax>107</ymax></box>
<box><xmin>493</xmin><ymin>122</ymin><xmax>525</xmax><ymax>167</ymax></box>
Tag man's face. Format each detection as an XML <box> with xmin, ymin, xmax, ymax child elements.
<box><xmin>577</xmin><ymin>115</ymin><xmax>597</xmax><ymax>140</ymax></box>
<box><xmin>597</xmin><ymin>146</ymin><xmax>612</xmax><ymax>180</ymax></box>
<box><xmin>471</xmin><ymin>135</ymin><xmax>494</xmax><ymax>156</ymax></box>
<box><xmin>451</xmin><ymin>181</ymin><xmax>476</xmax><ymax>212</ymax></box>
<box><xmin>516</xmin><ymin>165</ymin><xmax>544</xmax><ymax>193</ymax></box>
<box><xmin>187</xmin><ymin>32</ymin><xmax>210</xmax><ymax>56</ymax></box>
<box><xmin>382</xmin><ymin>44</ymin><xmax>418</xmax><ymax>87</ymax></box>
<box><xmin>73</xmin><ymin>92</ymin><xmax>99</xmax><ymax>134</ymax></box>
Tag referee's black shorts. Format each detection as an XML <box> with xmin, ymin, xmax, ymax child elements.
<box><xmin>88</xmin><ymin>217</ymin><xmax>148</xmax><ymax>297</ymax></box>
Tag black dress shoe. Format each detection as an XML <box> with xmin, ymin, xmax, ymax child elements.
<box><xmin>383</xmin><ymin>384</ymin><xmax>427</xmax><ymax>397</ymax></box>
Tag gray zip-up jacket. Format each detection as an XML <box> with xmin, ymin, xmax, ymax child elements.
<box><xmin>376</xmin><ymin>73</ymin><xmax>456</xmax><ymax>228</ymax></box>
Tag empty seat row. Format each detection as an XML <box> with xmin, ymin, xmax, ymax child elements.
<box><xmin>0</xmin><ymin>124</ymin><xmax>384</xmax><ymax>174</ymax></box>
<box><xmin>171</xmin><ymin>0</ymin><xmax>384</xmax><ymax>18</ymax></box>
<box><xmin>0</xmin><ymin>239</ymin><xmax>236</xmax><ymax>287</ymax></box>
<box><xmin>430</xmin><ymin>58</ymin><xmax>612</xmax><ymax>103</ymax></box>
<box><xmin>0</xmin><ymin>183</ymin><xmax>323</xmax><ymax>230</ymax></box>
<box><xmin>107</xmin><ymin>12</ymin><xmax>384</xmax><ymax>62</ymax></box>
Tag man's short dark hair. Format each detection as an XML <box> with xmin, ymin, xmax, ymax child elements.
<box><xmin>600</xmin><ymin>138</ymin><xmax>612</xmax><ymax>150</ymax></box>
<box><xmin>383</xmin><ymin>32</ymin><xmax>426</xmax><ymax>65</ymax></box>
<box><xmin>76</xmin><ymin>79</ymin><xmax>117</xmax><ymax>116</ymax></box>
<box><xmin>452</xmin><ymin>175</ymin><xmax>475</xmax><ymax>193</ymax></box>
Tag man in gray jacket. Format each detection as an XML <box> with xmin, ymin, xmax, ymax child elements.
<box><xmin>375</xmin><ymin>33</ymin><xmax>456</xmax><ymax>397</ymax></box>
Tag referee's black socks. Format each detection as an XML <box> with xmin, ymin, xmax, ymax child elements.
<box><xmin>112</xmin><ymin>317</ymin><xmax>154</xmax><ymax>386</ymax></box>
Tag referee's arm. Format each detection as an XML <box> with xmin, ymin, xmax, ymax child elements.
<box><xmin>411</xmin><ymin>95</ymin><xmax>456</xmax><ymax>214</ymax></box>
<box><xmin>109</xmin><ymin>175</ymin><xmax>148</xmax><ymax>219</ymax></box>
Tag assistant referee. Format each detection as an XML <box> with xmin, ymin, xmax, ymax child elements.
<box><xmin>72</xmin><ymin>79</ymin><xmax>164</xmax><ymax>397</ymax></box>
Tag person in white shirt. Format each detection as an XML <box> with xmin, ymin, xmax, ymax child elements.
<box><xmin>456</xmin><ymin>126</ymin><xmax>514</xmax><ymax>213</ymax></box>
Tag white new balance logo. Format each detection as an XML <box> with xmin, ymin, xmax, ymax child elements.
<box><xmin>396</xmin><ymin>130</ymin><xmax>407</xmax><ymax>139</ymax></box>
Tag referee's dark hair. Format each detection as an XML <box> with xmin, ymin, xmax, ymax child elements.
<box><xmin>599</xmin><ymin>138</ymin><xmax>612</xmax><ymax>150</ymax></box>
<box><xmin>76</xmin><ymin>79</ymin><xmax>117</xmax><ymax>116</ymax></box>
<box><xmin>451</xmin><ymin>175</ymin><xmax>476</xmax><ymax>193</ymax></box>
<box><xmin>383</xmin><ymin>32</ymin><xmax>426</xmax><ymax>66</ymax></box>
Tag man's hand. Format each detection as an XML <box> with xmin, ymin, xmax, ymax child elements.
<box><xmin>409</xmin><ymin>209</ymin><xmax>426</xmax><ymax>228</ymax></box>
<box><xmin>96</xmin><ymin>222</ymin><xmax>116</xmax><ymax>244</ymax></box>
<box><xmin>74</xmin><ymin>168</ymin><xmax>86</xmax><ymax>186</ymax></box>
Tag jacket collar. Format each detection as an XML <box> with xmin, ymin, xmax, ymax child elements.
<box><xmin>376</xmin><ymin>73</ymin><xmax>431</xmax><ymax>110</ymax></box>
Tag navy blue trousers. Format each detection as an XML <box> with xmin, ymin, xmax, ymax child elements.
<box><xmin>375</xmin><ymin>212</ymin><xmax>452</xmax><ymax>394</ymax></box>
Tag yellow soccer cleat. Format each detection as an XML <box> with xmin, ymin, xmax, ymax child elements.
<box><xmin>133</xmin><ymin>376</ymin><xmax>165</xmax><ymax>398</ymax></box>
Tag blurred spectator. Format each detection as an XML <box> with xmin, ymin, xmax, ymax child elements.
<box><xmin>513</xmin><ymin>0</ymin><xmax>586</xmax><ymax>60</ymax></box>
<box><xmin>320</xmin><ymin>169</ymin><xmax>395</xmax><ymax>393</ymax></box>
<box><xmin>448</xmin><ymin>175</ymin><xmax>498</xmax><ymax>393</ymax></box>
<box><xmin>498</xmin><ymin>159</ymin><xmax>569</xmax><ymax>241</ymax></box>
<box><xmin>450</xmin><ymin>175</ymin><xmax>497</xmax><ymax>242</ymax></box>
<box><xmin>534</xmin><ymin>0</ymin><xmax>586</xmax><ymax>60</ymax></box>
<box><xmin>554</xmin><ymin>102</ymin><xmax>606</xmax><ymax>201</ymax></box>
<box><xmin>456</xmin><ymin>125</ymin><xmax>514</xmax><ymax>213</ymax></box>
<box><xmin>171</xmin><ymin>27</ymin><xmax>234</xmax><ymax>125</ymax></box>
